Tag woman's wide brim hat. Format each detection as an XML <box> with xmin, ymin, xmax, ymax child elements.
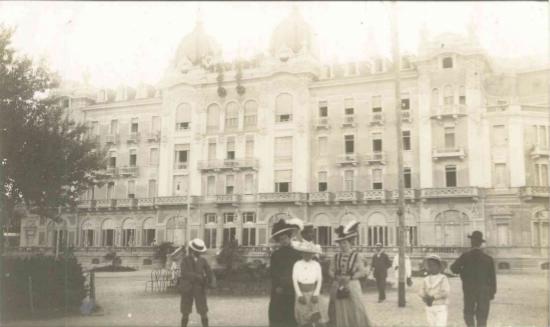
<box><xmin>424</xmin><ymin>254</ymin><xmax>446</xmax><ymax>270</ymax></box>
<box><xmin>271</xmin><ymin>219</ymin><xmax>300</xmax><ymax>239</ymax></box>
<box><xmin>334</xmin><ymin>220</ymin><xmax>360</xmax><ymax>242</ymax></box>
<box><xmin>188</xmin><ymin>238</ymin><xmax>207</xmax><ymax>253</ymax></box>
<box><xmin>291</xmin><ymin>240</ymin><xmax>322</xmax><ymax>254</ymax></box>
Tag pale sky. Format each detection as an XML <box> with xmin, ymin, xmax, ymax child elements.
<box><xmin>0</xmin><ymin>1</ymin><xmax>547</xmax><ymax>88</ymax></box>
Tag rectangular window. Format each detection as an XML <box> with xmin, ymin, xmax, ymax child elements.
<box><xmin>149</xmin><ymin>148</ymin><xmax>159</xmax><ymax>166</ymax></box>
<box><xmin>174</xmin><ymin>144</ymin><xmax>189</xmax><ymax>169</ymax></box>
<box><xmin>205</xmin><ymin>213</ymin><xmax>217</xmax><ymax>224</ymax></box>
<box><xmin>102</xmin><ymin>230</ymin><xmax>115</xmax><ymax>246</ymax></box>
<box><xmin>127</xmin><ymin>180</ymin><xmax>135</xmax><ymax>198</ymax></box>
<box><xmin>245</xmin><ymin>137</ymin><xmax>254</xmax><ymax>158</ymax></box>
<box><xmin>345</xmin><ymin>135</ymin><xmax>354</xmax><ymax>154</ymax></box>
<box><xmin>442</xmin><ymin>57</ymin><xmax>453</xmax><ymax>69</ymax></box>
<box><xmin>226</xmin><ymin>137</ymin><xmax>235</xmax><ymax>160</ymax></box>
<box><xmin>536</xmin><ymin>163</ymin><xmax>549</xmax><ymax>187</ymax></box>
<box><xmin>225</xmin><ymin>175</ymin><xmax>234</xmax><ymax>194</ymax></box>
<box><xmin>404</xmin><ymin>167</ymin><xmax>412</xmax><ymax>189</ymax></box>
<box><xmin>107</xmin><ymin>182</ymin><xmax>115</xmax><ymax>199</ymax></box>
<box><xmin>445</xmin><ymin>165</ymin><xmax>457</xmax><ymax>187</ymax></box>
<box><xmin>318</xmin><ymin>171</ymin><xmax>328</xmax><ymax>192</ymax></box>
<box><xmin>402</xmin><ymin>131</ymin><xmax>411</xmax><ymax>151</ymax></box>
<box><xmin>175</xmin><ymin>105</ymin><xmax>191</xmax><ymax>130</ymax></box>
<box><xmin>223</xmin><ymin>212</ymin><xmax>235</xmax><ymax>224</ymax></box>
<box><xmin>344</xmin><ymin>98</ymin><xmax>354</xmax><ymax>115</ymax></box>
<box><xmin>244</xmin><ymin>173</ymin><xmax>254</xmax><ymax>194</ymax></box>
<box><xmin>275</xmin><ymin>170</ymin><xmax>292</xmax><ymax>193</ymax></box>
<box><xmin>131</xmin><ymin>118</ymin><xmax>139</xmax><ymax>133</ymax></box>
<box><xmin>208</xmin><ymin>141</ymin><xmax>217</xmax><ymax>160</ymax></box>
<box><xmin>207</xmin><ymin>176</ymin><xmax>216</xmax><ymax>196</ymax></box>
<box><xmin>204</xmin><ymin>228</ymin><xmax>217</xmax><ymax>249</ymax></box>
<box><xmin>319</xmin><ymin>101</ymin><xmax>328</xmax><ymax>117</ymax></box>
<box><xmin>243</xmin><ymin>212</ymin><xmax>256</xmax><ymax>223</ymax></box>
<box><xmin>372</xmin><ymin>95</ymin><xmax>382</xmax><ymax>112</ymax></box>
<box><xmin>459</xmin><ymin>86</ymin><xmax>466</xmax><ymax>105</ymax></box>
<box><xmin>110</xmin><ymin>119</ymin><xmax>118</xmax><ymax>134</ymax></box>
<box><xmin>148</xmin><ymin>179</ymin><xmax>157</xmax><ymax>198</ymax></box>
<box><xmin>129</xmin><ymin>149</ymin><xmax>137</xmax><ymax>167</ymax></box>
<box><xmin>242</xmin><ymin>227</ymin><xmax>256</xmax><ymax>246</ymax></box>
<box><xmin>444</xmin><ymin>127</ymin><xmax>456</xmax><ymax>149</ymax></box>
<box><xmin>275</xmin><ymin>136</ymin><xmax>293</xmax><ymax>162</ymax></box>
<box><xmin>372</xmin><ymin>169</ymin><xmax>383</xmax><ymax>190</ymax></box>
<box><xmin>318</xmin><ymin>137</ymin><xmax>328</xmax><ymax>156</ymax></box>
<box><xmin>223</xmin><ymin>227</ymin><xmax>236</xmax><ymax>245</ymax></box>
<box><xmin>109</xmin><ymin>151</ymin><xmax>117</xmax><ymax>167</ymax></box>
<box><xmin>372</xmin><ymin>133</ymin><xmax>383</xmax><ymax>152</ymax></box>
<box><xmin>344</xmin><ymin>170</ymin><xmax>354</xmax><ymax>192</ymax></box>
<box><xmin>401</xmin><ymin>93</ymin><xmax>410</xmax><ymax>110</ymax></box>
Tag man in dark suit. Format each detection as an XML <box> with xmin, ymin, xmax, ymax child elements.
<box><xmin>451</xmin><ymin>231</ymin><xmax>497</xmax><ymax>327</ymax></box>
<box><xmin>369</xmin><ymin>242</ymin><xmax>392</xmax><ymax>302</ymax></box>
<box><xmin>180</xmin><ymin>238</ymin><xmax>215</xmax><ymax>327</ymax></box>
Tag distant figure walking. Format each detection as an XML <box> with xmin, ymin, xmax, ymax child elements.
<box><xmin>369</xmin><ymin>243</ymin><xmax>392</xmax><ymax>302</ymax></box>
<box><xmin>450</xmin><ymin>231</ymin><xmax>497</xmax><ymax>327</ymax></box>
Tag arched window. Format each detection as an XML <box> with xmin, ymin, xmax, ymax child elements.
<box><xmin>122</xmin><ymin>218</ymin><xmax>136</xmax><ymax>247</ymax></box>
<box><xmin>434</xmin><ymin>210</ymin><xmax>470</xmax><ymax>246</ymax></box>
<box><xmin>206</xmin><ymin>103</ymin><xmax>220</xmax><ymax>132</ymax></box>
<box><xmin>275</xmin><ymin>93</ymin><xmax>293</xmax><ymax>123</ymax></box>
<box><xmin>101</xmin><ymin>219</ymin><xmax>116</xmax><ymax>246</ymax></box>
<box><xmin>431</xmin><ymin>88</ymin><xmax>439</xmax><ymax>106</ymax></box>
<box><xmin>313</xmin><ymin>214</ymin><xmax>332</xmax><ymax>246</ymax></box>
<box><xmin>532</xmin><ymin>210</ymin><xmax>549</xmax><ymax>247</ymax></box>
<box><xmin>244</xmin><ymin>100</ymin><xmax>258</xmax><ymax>129</ymax></box>
<box><xmin>47</xmin><ymin>220</ymin><xmax>68</xmax><ymax>248</ymax></box>
<box><xmin>165</xmin><ymin>217</ymin><xmax>177</xmax><ymax>243</ymax></box>
<box><xmin>142</xmin><ymin>218</ymin><xmax>156</xmax><ymax>246</ymax></box>
<box><xmin>367</xmin><ymin>212</ymin><xmax>389</xmax><ymax>246</ymax></box>
<box><xmin>444</xmin><ymin>85</ymin><xmax>454</xmax><ymax>106</ymax></box>
<box><xmin>81</xmin><ymin>220</ymin><xmax>95</xmax><ymax>247</ymax></box>
<box><xmin>175</xmin><ymin>103</ymin><xmax>192</xmax><ymax>131</ymax></box>
<box><xmin>225</xmin><ymin>102</ymin><xmax>239</xmax><ymax>131</ymax></box>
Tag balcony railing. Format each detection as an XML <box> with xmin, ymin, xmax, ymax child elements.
<box><xmin>214</xmin><ymin>194</ymin><xmax>241</xmax><ymax>204</ymax></box>
<box><xmin>116</xmin><ymin>198</ymin><xmax>137</xmax><ymax>208</ymax></box>
<box><xmin>119</xmin><ymin>166</ymin><xmax>139</xmax><ymax>177</ymax></box>
<box><xmin>363</xmin><ymin>190</ymin><xmax>388</xmax><ymax>202</ymax></box>
<box><xmin>127</xmin><ymin>132</ymin><xmax>140</xmax><ymax>143</ymax></box>
<box><xmin>369</xmin><ymin>113</ymin><xmax>384</xmax><ymax>125</ymax></box>
<box><xmin>530</xmin><ymin>145</ymin><xmax>549</xmax><ymax>159</ymax></box>
<box><xmin>341</xmin><ymin>115</ymin><xmax>356</xmax><ymax>127</ymax></box>
<box><xmin>257</xmin><ymin>192</ymin><xmax>307</xmax><ymax>203</ymax></box>
<box><xmin>336</xmin><ymin>153</ymin><xmax>360</xmax><ymax>166</ymax></box>
<box><xmin>334</xmin><ymin>191</ymin><xmax>361</xmax><ymax>203</ymax></box>
<box><xmin>155</xmin><ymin>196</ymin><xmax>198</xmax><ymax>206</ymax></box>
<box><xmin>77</xmin><ymin>200</ymin><xmax>96</xmax><ymax>210</ymax></box>
<box><xmin>174</xmin><ymin>162</ymin><xmax>188</xmax><ymax>170</ymax></box>
<box><xmin>420</xmin><ymin>187</ymin><xmax>479</xmax><ymax>200</ymax></box>
<box><xmin>137</xmin><ymin>198</ymin><xmax>155</xmax><ymax>207</ymax></box>
<box><xmin>432</xmin><ymin>147</ymin><xmax>466</xmax><ymax>160</ymax></box>
<box><xmin>105</xmin><ymin>134</ymin><xmax>119</xmax><ymax>145</ymax></box>
<box><xmin>101</xmin><ymin>167</ymin><xmax>118</xmax><ymax>177</ymax></box>
<box><xmin>364</xmin><ymin>152</ymin><xmax>386</xmax><ymax>164</ymax></box>
<box><xmin>198</xmin><ymin>158</ymin><xmax>259</xmax><ymax>171</ymax></box>
<box><xmin>520</xmin><ymin>186</ymin><xmax>550</xmax><ymax>199</ymax></box>
<box><xmin>390</xmin><ymin>189</ymin><xmax>418</xmax><ymax>201</ymax></box>
<box><xmin>315</xmin><ymin>117</ymin><xmax>330</xmax><ymax>129</ymax></box>
<box><xmin>95</xmin><ymin>199</ymin><xmax>115</xmax><ymax>209</ymax></box>
<box><xmin>308</xmin><ymin>192</ymin><xmax>332</xmax><ymax>203</ymax></box>
<box><xmin>430</xmin><ymin>104</ymin><xmax>467</xmax><ymax>119</ymax></box>
<box><xmin>401</xmin><ymin>110</ymin><xmax>412</xmax><ymax>122</ymax></box>
<box><xmin>145</xmin><ymin>132</ymin><xmax>161</xmax><ymax>142</ymax></box>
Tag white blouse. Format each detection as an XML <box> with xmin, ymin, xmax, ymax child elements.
<box><xmin>292</xmin><ymin>259</ymin><xmax>323</xmax><ymax>296</ymax></box>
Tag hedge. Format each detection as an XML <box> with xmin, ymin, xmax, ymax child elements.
<box><xmin>1</xmin><ymin>255</ymin><xmax>86</xmax><ymax>321</ymax></box>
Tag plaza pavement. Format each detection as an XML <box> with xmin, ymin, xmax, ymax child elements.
<box><xmin>5</xmin><ymin>270</ymin><xmax>549</xmax><ymax>327</ymax></box>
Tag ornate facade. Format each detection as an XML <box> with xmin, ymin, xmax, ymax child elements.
<box><xmin>17</xmin><ymin>10</ymin><xmax>549</xmax><ymax>271</ymax></box>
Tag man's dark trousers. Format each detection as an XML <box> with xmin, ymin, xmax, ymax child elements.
<box><xmin>375</xmin><ymin>275</ymin><xmax>386</xmax><ymax>301</ymax></box>
<box><xmin>463</xmin><ymin>287</ymin><xmax>491</xmax><ymax>327</ymax></box>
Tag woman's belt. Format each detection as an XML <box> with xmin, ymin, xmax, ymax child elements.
<box><xmin>298</xmin><ymin>282</ymin><xmax>317</xmax><ymax>292</ymax></box>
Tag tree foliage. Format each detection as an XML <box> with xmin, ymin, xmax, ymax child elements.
<box><xmin>0</xmin><ymin>26</ymin><xmax>106</xmax><ymax>233</ymax></box>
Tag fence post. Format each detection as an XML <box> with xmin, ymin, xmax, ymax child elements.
<box><xmin>89</xmin><ymin>271</ymin><xmax>96</xmax><ymax>301</ymax></box>
<box><xmin>28</xmin><ymin>276</ymin><xmax>34</xmax><ymax>315</ymax></box>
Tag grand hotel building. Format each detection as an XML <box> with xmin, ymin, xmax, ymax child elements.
<box><xmin>17</xmin><ymin>10</ymin><xmax>549</xmax><ymax>271</ymax></box>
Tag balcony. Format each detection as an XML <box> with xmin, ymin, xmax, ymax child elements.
<box><xmin>432</xmin><ymin>147</ymin><xmax>466</xmax><ymax>160</ymax></box>
<box><xmin>116</xmin><ymin>198</ymin><xmax>137</xmax><ymax>208</ymax></box>
<box><xmin>336</xmin><ymin>153</ymin><xmax>360</xmax><ymax>166</ymax></box>
<box><xmin>102</xmin><ymin>167</ymin><xmax>118</xmax><ymax>177</ymax></box>
<box><xmin>308</xmin><ymin>192</ymin><xmax>332</xmax><ymax>204</ymax></box>
<box><xmin>420</xmin><ymin>187</ymin><xmax>479</xmax><ymax>200</ymax></box>
<box><xmin>127</xmin><ymin>132</ymin><xmax>140</xmax><ymax>144</ymax></box>
<box><xmin>119</xmin><ymin>166</ymin><xmax>139</xmax><ymax>177</ymax></box>
<box><xmin>257</xmin><ymin>192</ymin><xmax>307</xmax><ymax>204</ymax></box>
<box><xmin>137</xmin><ymin>198</ymin><xmax>155</xmax><ymax>207</ymax></box>
<box><xmin>174</xmin><ymin>162</ymin><xmax>189</xmax><ymax>170</ymax></box>
<box><xmin>520</xmin><ymin>186</ymin><xmax>550</xmax><ymax>200</ymax></box>
<box><xmin>530</xmin><ymin>145</ymin><xmax>549</xmax><ymax>159</ymax></box>
<box><xmin>95</xmin><ymin>199</ymin><xmax>115</xmax><ymax>209</ymax></box>
<box><xmin>430</xmin><ymin>104</ymin><xmax>467</xmax><ymax>120</ymax></box>
<box><xmin>77</xmin><ymin>200</ymin><xmax>96</xmax><ymax>210</ymax></box>
<box><xmin>145</xmin><ymin>132</ymin><xmax>161</xmax><ymax>143</ymax></box>
<box><xmin>155</xmin><ymin>196</ymin><xmax>198</xmax><ymax>206</ymax></box>
<box><xmin>198</xmin><ymin>158</ymin><xmax>259</xmax><ymax>171</ymax></box>
<box><xmin>369</xmin><ymin>113</ymin><xmax>385</xmax><ymax>125</ymax></box>
<box><xmin>363</xmin><ymin>190</ymin><xmax>388</xmax><ymax>202</ymax></box>
<box><xmin>390</xmin><ymin>189</ymin><xmax>418</xmax><ymax>202</ymax></box>
<box><xmin>214</xmin><ymin>194</ymin><xmax>241</xmax><ymax>205</ymax></box>
<box><xmin>105</xmin><ymin>134</ymin><xmax>119</xmax><ymax>145</ymax></box>
<box><xmin>364</xmin><ymin>152</ymin><xmax>386</xmax><ymax>164</ymax></box>
<box><xmin>341</xmin><ymin>115</ymin><xmax>357</xmax><ymax>128</ymax></box>
<box><xmin>334</xmin><ymin>191</ymin><xmax>361</xmax><ymax>203</ymax></box>
<box><xmin>401</xmin><ymin>110</ymin><xmax>412</xmax><ymax>122</ymax></box>
<box><xmin>315</xmin><ymin>117</ymin><xmax>330</xmax><ymax>130</ymax></box>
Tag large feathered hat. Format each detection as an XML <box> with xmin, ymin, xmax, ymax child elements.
<box><xmin>270</xmin><ymin>219</ymin><xmax>300</xmax><ymax>239</ymax></box>
<box><xmin>334</xmin><ymin>220</ymin><xmax>360</xmax><ymax>242</ymax></box>
<box><xmin>291</xmin><ymin>240</ymin><xmax>322</xmax><ymax>254</ymax></box>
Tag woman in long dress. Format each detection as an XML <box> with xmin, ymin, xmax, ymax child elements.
<box><xmin>328</xmin><ymin>220</ymin><xmax>372</xmax><ymax>327</ymax></box>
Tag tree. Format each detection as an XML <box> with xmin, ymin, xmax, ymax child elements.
<box><xmin>0</xmin><ymin>26</ymin><xmax>106</xmax><ymax>252</ymax></box>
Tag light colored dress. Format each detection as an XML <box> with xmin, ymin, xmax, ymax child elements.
<box><xmin>328</xmin><ymin>251</ymin><xmax>372</xmax><ymax>327</ymax></box>
<box><xmin>292</xmin><ymin>259</ymin><xmax>323</xmax><ymax>326</ymax></box>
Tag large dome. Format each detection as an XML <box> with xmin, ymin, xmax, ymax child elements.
<box><xmin>173</xmin><ymin>21</ymin><xmax>221</xmax><ymax>68</ymax></box>
<box><xmin>269</xmin><ymin>7</ymin><xmax>318</xmax><ymax>58</ymax></box>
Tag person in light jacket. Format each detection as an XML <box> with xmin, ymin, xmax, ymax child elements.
<box><xmin>392</xmin><ymin>253</ymin><xmax>412</xmax><ymax>287</ymax></box>
<box><xmin>419</xmin><ymin>254</ymin><xmax>450</xmax><ymax>327</ymax></box>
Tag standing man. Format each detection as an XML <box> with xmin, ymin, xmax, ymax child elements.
<box><xmin>392</xmin><ymin>251</ymin><xmax>413</xmax><ymax>287</ymax></box>
<box><xmin>450</xmin><ymin>231</ymin><xmax>497</xmax><ymax>327</ymax></box>
<box><xmin>369</xmin><ymin>242</ymin><xmax>392</xmax><ymax>302</ymax></box>
<box><xmin>269</xmin><ymin>219</ymin><xmax>301</xmax><ymax>327</ymax></box>
<box><xmin>180</xmin><ymin>238</ymin><xmax>215</xmax><ymax>327</ymax></box>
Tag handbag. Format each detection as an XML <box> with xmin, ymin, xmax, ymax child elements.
<box><xmin>336</xmin><ymin>285</ymin><xmax>350</xmax><ymax>299</ymax></box>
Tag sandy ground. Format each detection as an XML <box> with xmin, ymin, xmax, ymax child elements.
<box><xmin>6</xmin><ymin>270</ymin><xmax>549</xmax><ymax>327</ymax></box>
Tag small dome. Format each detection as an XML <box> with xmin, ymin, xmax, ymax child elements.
<box><xmin>270</xmin><ymin>7</ymin><xmax>318</xmax><ymax>58</ymax></box>
<box><xmin>173</xmin><ymin>21</ymin><xmax>221</xmax><ymax>69</ymax></box>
